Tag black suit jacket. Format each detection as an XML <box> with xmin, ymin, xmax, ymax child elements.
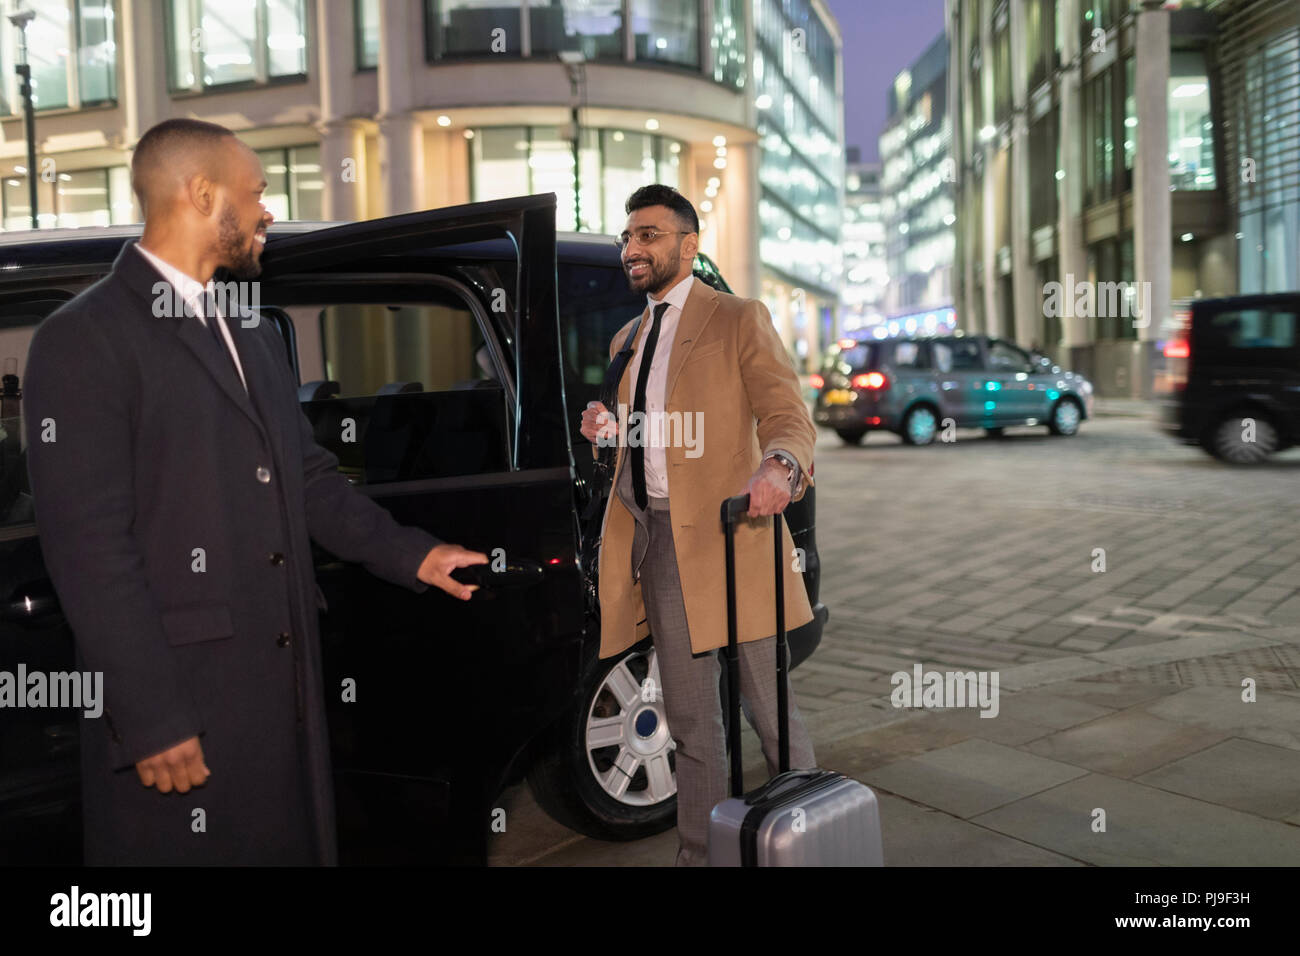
<box><xmin>23</xmin><ymin>241</ymin><xmax>440</xmax><ymax>864</ymax></box>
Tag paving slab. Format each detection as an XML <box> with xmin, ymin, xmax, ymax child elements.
<box><xmin>971</xmin><ymin>773</ymin><xmax>1300</xmax><ymax>866</ymax></box>
<box><xmin>1135</xmin><ymin>738</ymin><xmax>1300</xmax><ymax>820</ymax></box>
<box><xmin>861</xmin><ymin>738</ymin><xmax>1088</xmax><ymax>819</ymax></box>
<box><xmin>1142</xmin><ymin>686</ymin><xmax>1300</xmax><ymax>751</ymax></box>
<box><xmin>1021</xmin><ymin>710</ymin><xmax>1229</xmax><ymax>778</ymax></box>
<box><xmin>875</xmin><ymin>792</ymin><xmax>1083</xmax><ymax>867</ymax></box>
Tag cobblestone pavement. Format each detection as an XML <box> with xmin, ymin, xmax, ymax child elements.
<box><xmin>799</xmin><ymin>412</ymin><xmax>1300</xmax><ymax>716</ymax></box>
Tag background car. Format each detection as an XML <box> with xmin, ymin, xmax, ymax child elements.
<box><xmin>1156</xmin><ymin>294</ymin><xmax>1299</xmax><ymax>464</ymax></box>
<box><xmin>0</xmin><ymin>194</ymin><xmax>826</xmax><ymax>865</ymax></box>
<box><xmin>812</xmin><ymin>332</ymin><xmax>1094</xmax><ymax>446</ymax></box>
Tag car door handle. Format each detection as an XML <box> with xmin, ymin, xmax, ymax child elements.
<box><xmin>451</xmin><ymin>559</ymin><xmax>546</xmax><ymax>591</ymax></box>
<box><xmin>0</xmin><ymin>590</ymin><xmax>62</xmax><ymax>625</ymax></box>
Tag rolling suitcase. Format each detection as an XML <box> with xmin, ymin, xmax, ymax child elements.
<box><xmin>708</xmin><ymin>494</ymin><xmax>884</xmax><ymax>867</ymax></box>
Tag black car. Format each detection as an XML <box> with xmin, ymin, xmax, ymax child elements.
<box><xmin>0</xmin><ymin>194</ymin><xmax>826</xmax><ymax>865</ymax></box>
<box><xmin>1157</xmin><ymin>293</ymin><xmax>1300</xmax><ymax>464</ymax></box>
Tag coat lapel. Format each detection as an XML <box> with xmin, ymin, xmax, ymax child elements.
<box><xmin>664</xmin><ymin>279</ymin><xmax>719</xmax><ymax>404</ymax></box>
<box><xmin>113</xmin><ymin>241</ymin><xmax>269</xmax><ymax>440</ymax></box>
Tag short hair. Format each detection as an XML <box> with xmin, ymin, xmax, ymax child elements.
<box><xmin>131</xmin><ymin>118</ymin><xmax>237</xmax><ymax>208</ymax></box>
<box><xmin>625</xmin><ymin>184</ymin><xmax>699</xmax><ymax>235</ymax></box>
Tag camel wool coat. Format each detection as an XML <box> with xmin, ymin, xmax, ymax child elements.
<box><xmin>595</xmin><ymin>278</ymin><xmax>816</xmax><ymax>660</ymax></box>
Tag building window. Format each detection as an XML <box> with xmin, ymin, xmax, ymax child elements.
<box><xmin>257</xmin><ymin>145</ymin><xmax>323</xmax><ymax>221</ymax></box>
<box><xmin>630</xmin><ymin>0</ymin><xmax>698</xmax><ymax>68</ymax></box>
<box><xmin>1029</xmin><ymin>109</ymin><xmax>1059</xmax><ymax>230</ymax></box>
<box><xmin>469</xmin><ymin>125</ymin><xmax>682</xmax><ymax>235</ymax></box>
<box><xmin>427</xmin><ymin>0</ymin><xmax>521</xmax><ymax>58</ymax></box>
<box><xmin>168</xmin><ymin>0</ymin><xmax>308</xmax><ymax>91</ymax></box>
<box><xmin>992</xmin><ymin>3</ymin><xmax>1011</xmax><ymax>122</ymax></box>
<box><xmin>355</xmin><ymin>0</ymin><xmax>378</xmax><ymax>69</ymax></box>
<box><xmin>1123</xmin><ymin>56</ymin><xmax>1136</xmax><ymax>174</ymax></box>
<box><xmin>1168</xmin><ymin>51</ymin><xmax>1215</xmax><ymax>191</ymax></box>
<box><xmin>0</xmin><ymin>0</ymin><xmax>117</xmax><ymax>115</ymax></box>
<box><xmin>712</xmin><ymin>0</ymin><xmax>745</xmax><ymax>88</ymax></box>
<box><xmin>1083</xmin><ymin>66</ymin><xmax>1115</xmax><ymax>206</ymax></box>
<box><xmin>529</xmin><ymin>0</ymin><xmax>623</xmax><ymax>60</ymax></box>
<box><xmin>2</xmin><ymin>165</ymin><xmax>133</xmax><ymax>230</ymax></box>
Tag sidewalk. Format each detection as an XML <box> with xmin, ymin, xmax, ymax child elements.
<box><xmin>506</xmin><ymin>623</ymin><xmax>1300</xmax><ymax>866</ymax></box>
<box><xmin>1092</xmin><ymin>397</ymin><xmax>1157</xmax><ymax>419</ymax></box>
<box><xmin>796</xmin><ymin>623</ymin><xmax>1300</xmax><ymax>866</ymax></box>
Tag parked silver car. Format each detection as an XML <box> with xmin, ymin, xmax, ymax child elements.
<box><xmin>812</xmin><ymin>333</ymin><xmax>1095</xmax><ymax>445</ymax></box>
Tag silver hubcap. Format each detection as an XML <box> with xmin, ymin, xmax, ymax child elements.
<box><xmin>585</xmin><ymin>648</ymin><xmax>676</xmax><ymax>806</ymax></box>
<box><xmin>1216</xmin><ymin>417</ymin><xmax>1276</xmax><ymax>464</ymax></box>
<box><xmin>1054</xmin><ymin>401</ymin><xmax>1080</xmax><ymax>435</ymax></box>
<box><xmin>907</xmin><ymin>408</ymin><xmax>937</xmax><ymax>444</ymax></box>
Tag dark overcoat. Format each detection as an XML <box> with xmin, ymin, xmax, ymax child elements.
<box><xmin>23</xmin><ymin>241</ymin><xmax>439</xmax><ymax>864</ymax></box>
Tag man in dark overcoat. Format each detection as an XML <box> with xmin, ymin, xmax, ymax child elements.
<box><xmin>23</xmin><ymin>118</ymin><xmax>486</xmax><ymax>865</ymax></box>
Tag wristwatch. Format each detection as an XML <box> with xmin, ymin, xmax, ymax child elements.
<box><xmin>766</xmin><ymin>451</ymin><xmax>798</xmax><ymax>490</ymax></box>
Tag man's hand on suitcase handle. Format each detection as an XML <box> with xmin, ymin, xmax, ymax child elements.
<box><xmin>742</xmin><ymin>458</ymin><xmax>792</xmax><ymax>517</ymax></box>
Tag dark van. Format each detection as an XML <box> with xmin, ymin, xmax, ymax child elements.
<box><xmin>1157</xmin><ymin>294</ymin><xmax>1300</xmax><ymax>463</ymax></box>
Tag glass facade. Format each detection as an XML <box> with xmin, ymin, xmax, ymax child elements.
<box><xmin>356</xmin><ymin>0</ymin><xmax>379</xmax><ymax>68</ymax></box>
<box><xmin>1167</xmin><ymin>51</ymin><xmax>1215</xmax><ymax>191</ymax></box>
<box><xmin>630</xmin><ymin>0</ymin><xmax>697</xmax><ymax>67</ymax></box>
<box><xmin>0</xmin><ymin>0</ymin><xmax>116</xmax><ymax>114</ymax></box>
<box><xmin>529</xmin><ymin>0</ymin><xmax>623</xmax><ymax>60</ymax></box>
<box><xmin>469</xmin><ymin>126</ymin><xmax>681</xmax><ymax>234</ymax></box>
<box><xmin>753</xmin><ymin>0</ymin><xmax>842</xmax><ymax>295</ymax></box>
<box><xmin>168</xmin><ymin>0</ymin><xmax>308</xmax><ymax>91</ymax></box>
<box><xmin>712</xmin><ymin>0</ymin><xmax>745</xmax><ymax>88</ymax></box>
<box><xmin>2</xmin><ymin>165</ymin><xmax>132</xmax><ymax>229</ymax></box>
<box><xmin>258</xmin><ymin>145</ymin><xmax>324</xmax><ymax>221</ymax></box>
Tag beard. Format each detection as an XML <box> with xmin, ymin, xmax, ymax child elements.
<box><xmin>625</xmin><ymin>242</ymin><xmax>682</xmax><ymax>296</ymax></box>
<box><xmin>218</xmin><ymin>202</ymin><xmax>262</xmax><ymax>280</ymax></box>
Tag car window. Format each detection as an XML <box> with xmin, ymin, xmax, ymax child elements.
<box><xmin>988</xmin><ymin>340</ymin><xmax>1034</xmax><ymax>373</ymax></box>
<box><xmin>1205</xmin><ymin>309</ymin><xmax>1297</xmax><ymax>352</ymax></box>
<box><xmin>933</xmin><ymin>338</ymin><xmax>983</xmax><ymax>372</ymax></box>
<box><xmin>893</xmin><ymin>340</ymin><xmax>929</xmax><ymax>370</ymax></box>
<box><xmin>291</xmin><ymin>288</ymin><xmax>510</xmax><ymax>484</ymax></box>
<box><xmin>559</xmin><ymin>262</ymin><xmax>645</xmax><ymax>387</ymax></box>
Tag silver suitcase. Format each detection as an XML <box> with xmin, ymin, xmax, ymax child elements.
<box><xmin>708</xmin><ymin>496</ymin><xmax>884</xmax><ymax>867</ymax></box>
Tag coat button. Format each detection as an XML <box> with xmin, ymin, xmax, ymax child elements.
<box><xmin>276</xmin><ymin>632</ymin><xmax>291</xmax><ymax>647</ymax></box>
<box><xmin>269</xmin><ymin>552</ymin><xmax>285</xmax><ymax>566</ymax></box>
<box><xmin>256</xmin><ymin>466</ymin><xmax>271</xmax><ymax>483</ymax></box>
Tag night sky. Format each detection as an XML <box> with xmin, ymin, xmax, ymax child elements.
<box><xmin>825</xmin><ymin>0</ymin><xmax>948</xmax><ymax>163</ymax></box>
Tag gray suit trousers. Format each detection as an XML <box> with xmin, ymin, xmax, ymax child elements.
<box><xmin>615</xmin><ymin>461</ymin><xmax>817</xmax><ymax>866</ymax></box>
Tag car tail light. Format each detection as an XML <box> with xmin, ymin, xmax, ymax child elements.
<box><xmin>1163</xmin><ymin>325</ymin><xmax>1190</xmax><ymax>392</ymax></box>
<box><xmin>809</xmin><ymin>373</ymin><xmax>824</xmax><ymax>390</ymax></box>
<box><xmin>851</xmin><ymin>372</ymin><xmax>888</xmax><ymax>390</ymax></box>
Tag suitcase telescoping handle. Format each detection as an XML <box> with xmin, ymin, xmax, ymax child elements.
<box><xmin>720</xmin><ymin>494</ymin><xmax>791</xmax><ymax>798</ymax></box>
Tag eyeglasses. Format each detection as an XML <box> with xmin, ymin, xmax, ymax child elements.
<box><xmin>614</xmin><ymin>228</ymin><xmax>693</xmax><ymax>251</ymax></box>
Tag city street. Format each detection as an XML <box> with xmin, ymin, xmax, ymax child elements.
<box><xmin>490</xmin><ymin>406</ymin><xmax>1300</xmax><ymax>865</ymax></box>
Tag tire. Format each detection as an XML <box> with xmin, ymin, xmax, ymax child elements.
<box><xmin>901</xmin><ymin>405</ymin><xmax>939</xmax><ymax>445</ymax></box>
<box><xmin>526</xmin><ymin>642</ymin><xmax>678</xmax><ymax>841</ymax></box>
<box><xmin>836</xmin><ymin>428</ymin><xmax>867</xmax><ymax>446</ymax></box>
<box><xmin>1048</xmin><ymin>397</ymin><xmax>1082</xmax><ymax>436</ymax></box>
<box><xmin>1207</xmin><ymin>412</ymin><xmax>1279</xmax><ymax>465</ymax></box>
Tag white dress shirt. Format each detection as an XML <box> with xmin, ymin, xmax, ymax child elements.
<box><xmin>135</xmin><ymin>243</ymin><xmax>248</xmax><ymax>391</ymax></box>
<box><xmin>624</xmin><ymin>274</ymin><xmax>693</xmax><ymax>500</ymax></box>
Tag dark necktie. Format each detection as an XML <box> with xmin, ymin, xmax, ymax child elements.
<box><xmin>199</xmin><ymin>292</ymin><xmax>239</xmax><ymax>381</ymax></box>
<box><xmin>631</xmin><ymin>301</ymin><xmax>669</xmax><ymax>510</ymax></box>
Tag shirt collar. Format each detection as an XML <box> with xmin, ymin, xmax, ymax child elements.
<box><xmin>134</xmin><ymin>242</ymin><xmax>214</xmax><ymax>309</ymax></box>
<box><xmin>647</xmin><ymin>273</ymin><xmax>694</xmax><ymax>314</ymax></box>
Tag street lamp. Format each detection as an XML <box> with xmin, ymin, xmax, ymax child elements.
<box><xmin>559</xmin><ymin>50</ymin><xmax>586</xmax><ymax>232</ymax></box>
<box><xmin>9</xmin><ymin>5</ymin><xmax>38</xmax><ymax>229</ymax></box>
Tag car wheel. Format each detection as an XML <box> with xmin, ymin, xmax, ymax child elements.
<box><xmin>1048</xmin><ymin>398</ymin><xmax>1082</xmax><ymax>436</ymax></box>
<box><xmin>1208</xmin><ymin>412</ymin><xmax>1279</xmax><ymax>464</ymax></box>
<box><xmin>526</xmin><ymin>643</ymin><xmax>678</xmax><ymax>841</ymax></box>
<box><xmin>836</xmin><ymin>428</ymin><xmax>866</xmax><ymax>446</ymax></box>
<box><xmin>985</xmin><ymin>427</ymin><xmax>1006</xmax><ymax>439</ymax></box>
<box><xmin>902</xmin><ymin>405</ymin><xmax>938</xmax><ymax>445</ymax></box>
